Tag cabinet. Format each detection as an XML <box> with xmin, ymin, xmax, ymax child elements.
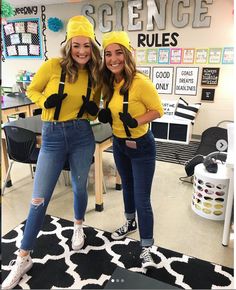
<box><xmin>151</xmin><ymin>115</ymin><xmax>192</xmax><ymax>144</ymax></box>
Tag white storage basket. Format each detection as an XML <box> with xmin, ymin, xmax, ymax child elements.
<box><xmin>192</xmin><ymin>163</ymin><xmax>229</xmax><ymax>220</ymax></box>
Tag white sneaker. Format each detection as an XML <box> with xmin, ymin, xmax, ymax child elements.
<box><xmin>2</xmin><ymin>254</ymin><xmax>33</xmax><ymax>290</ymax></box>
<box><xmin>72</xmin><ymin>223</ymin><xmax>85</xmax><ymax>251</ymax></box>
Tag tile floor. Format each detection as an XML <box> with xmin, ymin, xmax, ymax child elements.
<box><xmin>1</xmin><ymin>152</ymin><xmax>234</xmax><ymax>268</ymax></box>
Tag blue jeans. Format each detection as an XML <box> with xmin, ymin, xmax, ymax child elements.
<box><xmin>21</xmin><ymin>119</ymin><xmax>95</xmax><ymax>251</ymax></box>
<box><xmin>113</xmin><ymin>130</ymin><xmax>156</xmax><ymax>247</ymax></box>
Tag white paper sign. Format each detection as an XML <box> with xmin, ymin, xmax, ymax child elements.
<box><xmin>137</xmin><ymin>66</ymin><xmax>151</xmax><ymax>77</ymax></box>
<box><xmin>162</xmin><ymin>101</ymin><xmax>177</xmax><ymax>116</ymax></box>
<box><xmin>18</xmin><ymin>45</ymin><xmax>28</xmax><ymax>55</ymax></box>
<box><xmin>27</xmin><ymin>22</ymin><xmax>38</xmax><ymax>34</ymax></box>
<box><xmin>175</xmin><ymin>67</ymin><xmax>199</xmax><ymax>96</ymax></box>
<box><xmin>29</xmin><ymin>44</ymin><xmax>39</xmax><ymax>55</ymax></box>
<box><xmin>4</xmin><ymin>23</ymin><xmax>15</xmax><ymax>35</ymax></box>
<box><xmin>15</xmin><ymin>22</ymin><xmax>25</xmax><ymax>33</ymax></box>
<box><xmin>152</xmin><ymin>67</ymin><xmax>174</xmax><ymax>94</ymax></box>
<box><xmin>10</xmin><ymin>34</ymin><xmax>20</xmax><ymax>45</ymax></box>
<box><xmin>22</xmin><ymin>33</ymin><xmax>32</xmax><ymax>44</ymax></box>
<box><xmin>7</xmin><ymin>45</ymin><xmax>17</xmax><ymax>56</ymax></box>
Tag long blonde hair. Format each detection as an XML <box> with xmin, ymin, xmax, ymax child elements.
<box><xmin>101</xmin><ymin>45</ymin><xmax>137</xmax><ymax>102</ymax></box>
<box><xmin>60</xmin><ymin>39</ymin><xmax>102</xmax><ymax>88</ymax></box>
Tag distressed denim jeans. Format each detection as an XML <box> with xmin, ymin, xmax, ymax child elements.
<box><xmin>113</xmin><ymin>130</ymin><xmax>156</xmax><ymax>247</ymax></box>
<box><xmin>21</xmin><ymin>119</ymin><xmax>95</xmax><ymax>250</ymax></box>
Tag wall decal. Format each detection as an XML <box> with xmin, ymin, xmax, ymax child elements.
<box><xmin>41</xmin><ymin>5</ymin><xmax>48</xmax><ymax>61</ymax></box>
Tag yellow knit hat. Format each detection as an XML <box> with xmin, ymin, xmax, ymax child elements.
<box><xmin>102</xmin><ymin>31</ymin><xmax>132</xmax><ymax>52</ymax></box>
<box><xmin>66</xmin><ymin>15</ymin><xmax>95</xmax><ymax>42</ymax></box>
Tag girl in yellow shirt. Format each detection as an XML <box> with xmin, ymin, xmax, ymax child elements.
<box><xmin>99</xmin><ymin>31</ymin><xmax>164</xmax><ymax>269</ymax></box>
<box><xmin>2</xmin><ymin>16</ymin><xmax>101</xmax><ymax>290</ymax></box>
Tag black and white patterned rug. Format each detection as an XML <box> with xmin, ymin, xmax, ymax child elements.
<box><xmin>2</xmin><ymin>215</ymin><xmax>233</xmax><ymax>289</ymax></box>
<box><xmin>105</xmin><ymin>141</ymin><xmax>200</xmax><ymax>165</ymax></box>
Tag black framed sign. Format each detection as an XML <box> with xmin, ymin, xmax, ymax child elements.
<box><xmin>201</xmin><ymin>88</ymin><xmax>215</xmax><ymax>101</ymax></box>
<box><xmin>2</xmin><ymin>18</ymin><xmax>43</xmax><ymax>59</ymax></box>
<box><xmin>201</xmin><ymin>67</ymin><xmax>220</xmax><ymax>86</ymax></box>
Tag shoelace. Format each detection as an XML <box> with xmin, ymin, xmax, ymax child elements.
<box><xmin>140</xmin><ymin>248</ymin><xmax>152</xmax><ymax>262</ymax></box>
<box><xmin>117</xmin><ymin>220</ymin><xmax>131</xmax><ymax>235</ymax></box>
<box><xmin>9</xmin><ymin>260</ymin><xmax>16</xmax><ymax>266</ymax></box>
<box><xmin>73</xmin><ymin>227</ymin><xmax>86</xmax><ymax>240</ymax></box>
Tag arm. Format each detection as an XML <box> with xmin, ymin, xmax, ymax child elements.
<box><xmin>27</xmin><ymin>60</ymin><xmax>53</xmax><ymax>108</ymax></box>
<box><xmin>136</xmin><ymin>110</ymin><xmax>161</xmax><ymax>126</ymax></box>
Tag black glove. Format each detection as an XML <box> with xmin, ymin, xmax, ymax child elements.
<box><xmin>44</xmin><ymin>93</ymin><xmax>67</xmax><ymax>109</ymax></box>
<box><xmin>82</xmin><ymin>95</ymin><xmax>99</xmax><ymax>116</ymax></box>
<box><xmin>119</xmin><ymin>112</ymin><xmax>138</xmax><ymax>128</ymax></box>
<box><xmin>98</xmin><ymin>108</ymin><xmax>112</xmax><ymax>126</ymax></box>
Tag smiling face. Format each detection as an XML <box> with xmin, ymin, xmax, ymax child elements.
<box><xmin>104</xmin><ymin>43</ymin><xmax>125</xmax><ymax>82</ymax></box>
<box><xmin>71</xmin><ymin>36</ymin><xmax>92</xmax><ymax>69</ymax></box>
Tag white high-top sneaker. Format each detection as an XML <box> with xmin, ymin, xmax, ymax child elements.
<box><xmin>72</xmin><ymin>223</ymin><xmax>85</xmax><ymax>251</ymax></box>
<box><xmin>2</xmin><ymin>254</ymin><xmax>33</xmax><ymax>289</ymax></box>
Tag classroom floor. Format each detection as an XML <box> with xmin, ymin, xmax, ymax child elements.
<box><xmin>1</xmin><ymin>152</ymin><xmax>234</xmax><ymax>269</ymax></box>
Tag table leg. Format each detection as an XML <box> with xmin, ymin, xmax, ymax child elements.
<box><xmin>222</xmin><ymin>167</ymin><xmax>234</xmax><ymax>246</ymax></box>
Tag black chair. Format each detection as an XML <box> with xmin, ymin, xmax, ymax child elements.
<box><xmin>2</xmin><ymin>126</ymin><xmax>40</xmax><ymax>195</ymax></box>
<box><xmin>183</xmin><ymin>121</ymin><xmax>232</xmax><ymax>179</ymax></box>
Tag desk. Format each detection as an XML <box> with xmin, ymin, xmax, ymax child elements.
<box><xmin>1</xmin><ymin>93</ymin><xmax>40</xmax><ymax>123</ymax></box>
<box><xmin>1</xmin><ymin>115</ymin><xmax>115</xmax><ymax>212</ymax></box>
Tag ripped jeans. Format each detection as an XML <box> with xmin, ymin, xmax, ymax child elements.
<box><xmin>20</xmin><ymin>119</ymin><xmax>95</xmax><ymax>251</ymax></box>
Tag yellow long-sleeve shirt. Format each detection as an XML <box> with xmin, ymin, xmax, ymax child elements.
<box><xmin>108</xmin><ymin>72</ymin><xmax>164</xmax><ymax>138</ymax></box>
<box><xmin>27</xmin><ymin>58</ymin><xmax>101</xmax><ymax>122</ymax></box>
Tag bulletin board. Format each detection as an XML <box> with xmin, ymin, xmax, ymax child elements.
<box><xmin>2</xmin><ymin>18</ymin><xmax>43</xmax><ymax>59</ymax></box>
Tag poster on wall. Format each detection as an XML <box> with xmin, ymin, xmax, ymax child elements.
<box><xmin>201</xmin><ymin>67</ymin><xmax>220</xmax><ymax>86</ymax></box>
<box><xmin>201</xmin><ymin>88</ymin><xmax>215</xmax><ymax>101</ymax></box>
<box><xmin>170</xmin><ymin>48</ymin><xmax>182</xmax><ymax>64</ymax></box>
<box><xmin>137</xmin><ymin>66</ymin><xmax>151</xmax><ymax>78</ymax></box>
<box><xmin>208</xmin><ymin>48</ymin><xmax>222</xmax><ymax>64</ymax></box>
<box><xmin>152</xmin><ymin>67</ymin><xmax>174</xmax><ymax>94</ymax></box>
<box><xmin>222</xmin><ymin>47</ymin><xmax>234</xmax><ymax>64</ymax></box>
<box><xmin>158</xmin><ymin>48</ymin><xmax>170</xmax><ymax>64</ymax></box>
<box><xmin>195</xmin><ymin>48</ymin><xmax>208</xmax><ymax>64</ymax></box>
<box><xmin>2</xmin><ymin>18</ymin><xmax>43</xmax><ymax>59</ymax></box>
<box><xmin>147</xmin><ymin>49</ymin><xmax>157</xmax><ymax>64</ymax></box>
<box><xmin>175</xmin><ymin>67</ymin><xmax>199</xmax><ymax>96</ymax></box>
<box><xmin>136</xmin><ymin>49</ymin><xmax>146</xmax><ymax>64</ymax></box>
<box><xmin>182</xmin><ymin>48</ymin><xmax>195</xmax><ymax>64</ymax></box>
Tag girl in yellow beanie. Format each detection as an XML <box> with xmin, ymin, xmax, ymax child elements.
<box><xmin>2</xmin><ymin>16</ymin><xmax>102</xmax><ymax>290</ymax></box>
<box><xmin>99</xmin><ymin>31</ymin><xmax>164</xmax><ymax>269</ymax></box>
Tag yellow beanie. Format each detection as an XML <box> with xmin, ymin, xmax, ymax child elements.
<box><xmin>67</xmin><ymin>15</ymin><xmax>95</xmax><ymax>42</ymax></box>
<box><xmin>102</xmin><ymin>31</ymin><xmax>132</xmax><ymax>52</ymax></box>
